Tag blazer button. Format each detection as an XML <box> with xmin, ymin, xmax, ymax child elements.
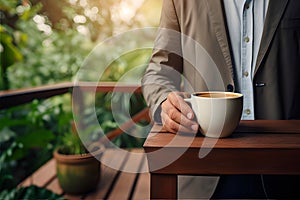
<box><xmin>227</xmin><ymin>84</ymin><xmax>234</xmax><ymax>92</ymax></box>
<box><xmin>255</xmin><ymin>83</ymin><xmax>266</xmax><ymax>87</ymax></box>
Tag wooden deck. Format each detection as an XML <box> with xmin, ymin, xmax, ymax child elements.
<box><xmin>18</xmin><ymin>149</ymin><xmax>150</xmax><ymax>200</ymax></box>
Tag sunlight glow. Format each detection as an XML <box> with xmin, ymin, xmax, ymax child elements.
<box><xmin>33</xmin><ymin>15</ymin><xmax>52</xmax><ymax>35</ymax></box>
<box><xmin>84</xmin><ymin>6</ymin><xmax>99</xmax><ymax>21</ymax></box>
<box><xmin>79</xmin><ymin>0</ymin><xmax>87</xmax><ymax>7</ymax></box>
<box><xmin>42</xmin><ymin>38</ymin><xmax>52</xmax><ymax>47</ymax></box>
<box><xmin>73</xmin><ymin>15</ymin><xmax>87</xmax><ymax>24</ymax></box>
<box><xmin>33</xmin><ymin>14</ymin><xmax>45</xmax><ymax>24</ymax></box>
<box><xmin>113</xmin><ymin>0</ymin><xmax>145</xmax><ymax>23</ymax></box>
<box><xmin>69</xmin><ymin>0</ymin><xmax>77</xmax><ymax>5</ymax></box>
<box><xmin>77</xmin><ymin>25</ymin><xmax>89</xmax><ymax>36</ymax></box>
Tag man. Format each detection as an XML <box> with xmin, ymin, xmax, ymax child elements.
<box><xmin>142</xmin><ymin>0</ymin><xmax>300</xmax><ymax>198</ymax></box>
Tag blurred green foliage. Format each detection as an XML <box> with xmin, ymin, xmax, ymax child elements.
<box><xmin>1</xmin><ymin>2</ymin><xmax>93</xmax><ymax>89</ymax></box>
<box><xmin>0</xmin><ymin>97</ymin><xmax>72</xmax><ymax>191</ymax></box>
<box><xmin>0</xmin><ymin>185</ymin><xmax>64</xmax><ymax>200</ymax></box>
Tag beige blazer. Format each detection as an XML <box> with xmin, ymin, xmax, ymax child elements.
<box><xmin>142</xmin><ymin>0</ymin><xmax>300</xmax><ymax>121</ymax></box>
<box><xmin>142</xmin><ymin>0</ymin><xmax>300</xmax><ymax>198</ymax></box>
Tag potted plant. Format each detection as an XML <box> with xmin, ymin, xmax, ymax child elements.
<box><xmin>53</xmin><ymin>123</ymin><xmax>104</xmax><ymax>194</ymax></box>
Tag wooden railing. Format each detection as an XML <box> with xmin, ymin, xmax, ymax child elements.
<box><xmin>0</xmin><ymin>82</ymin><xmax>151</xmax><ymax>140</ymax></box>
<box><xmin>0</xmin><ymin>82</ymin><xmax>74</xmax><ymax>109</ymax></box>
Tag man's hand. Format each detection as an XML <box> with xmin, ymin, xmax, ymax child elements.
<box><xmin>161</xmin><ymin>92</ymin><xmax>199</xmax><ymax>134</ymax></box>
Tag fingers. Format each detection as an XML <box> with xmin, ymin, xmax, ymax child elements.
<box><xmin>161</xmin><ymin>92</ymin><xmax>198</xmax><ymax>134</ymax></box>
<box><xmin>168</xmin><ymin>92</ymin><xmax>194</xmax><ymax>119</ymax></box>
<box><xmin>161</xmin><ymin>111</ymin><xmax>198</xmax><ymax>133</ymax></box>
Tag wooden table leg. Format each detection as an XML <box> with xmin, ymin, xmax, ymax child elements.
<box><xmin>150</xmin><ymin>174</ymin><xmax>177</xmax><ymax>199</ymax></box>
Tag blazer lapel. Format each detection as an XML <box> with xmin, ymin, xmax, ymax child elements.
<box><xmin>254</xmin><ymin>0</ymin><xmax>289</xmax><ymax>75</ymax></box>
<box><xmin>206</xmin><ymin>0</ymin><xmax>234</xmax><ymax>79</ymax></box>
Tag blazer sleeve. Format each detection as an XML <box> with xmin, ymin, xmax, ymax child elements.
<box><xmin>141</xmin><ymin>0</ymin><xmax>183</xmax><ymax>122</ymax></box>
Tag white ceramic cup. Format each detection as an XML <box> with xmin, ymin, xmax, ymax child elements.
<box><xmin>185</xmin><ymin>91</ymin><xmax>243</xmax><ymax>138</ymax></box>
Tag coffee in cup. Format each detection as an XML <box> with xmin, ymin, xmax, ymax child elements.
<box><xmin>185</xmin><ymin>91</ymin><xmax>243</xmax><ymax>138</ymax></box>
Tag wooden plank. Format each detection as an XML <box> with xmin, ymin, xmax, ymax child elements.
<box><xmin>132</xmin><ymin>157</ymin><xmax>150</xmax><ymax>200</ymax></box>
<box><xmin>18</xmin><ymin>176</ymin><xmax>32</xmax><ymax>188</ymax></box>
<box><xmin>18</xmin><ymin>159</ymin><xmax>57</xmax><ymax>189</ymax></box>
<box><xmin>107</xmin><ymin>150</ymin><xmax>144</xmax><ymax>200</ymax></box>
<box><xmin>145</xmin><ymin>133</ymin><xmax>300</xmax><ymax>149</ymax></box>
<box><xmin>63</xmin><ymin>193</ymin><xmax>82</xmax><ymax>200</ymax></box>
<box><xmin>85</xmin><ymin>149</ymin><xmax>128</xmax><ymax>200</ymax></box>
<box><xmin>107</xmin><ymin>171</ymin><xmax>138</xmax><ymax>199</ymax></box>
<box><xmin>132</xmin><ymin>173</ymin><xmax>150</xmax><ymax>200</ymax></box>
<box><xmin>148</xmin><ymin>120</ymin><xmax>300</xmax><ymax>134</ymax></box>
<box><xmin>0</xmin><ymin>82</ymin><xmax>73</xmax><ymax>109</ymax></box>
<box><xmin>0</xmin><ymin>82</ymin><xmax>73</xmax><ymax>97</ymax></box>
<box><xmin>147</xmin><ymin>148</ymin><xmax>300</xmax><ymax>175</ymax></box>
<box><xmin>151</xmin><ymin>174</ymin><xmax>177</xmax><ymax>199</ymax></box>
<box><xmin>236</xmin><ymin>120</ymin><xmax>300</xmax><ymax>133</ymax></box>
<box><xmin>46</xmin><ymin>177</ymin><xmax>64</xmax><ymax>195</ymax></box>
<box><xmin>0</xmin><ymin>82</ymin><xmax>142</xmax><ymax>110</ymax></box>
<box><xmin>144</xmin><ymin>123</ymin><xmax>300</xmax><ymax>149</ymax></box>
<box><xmin>31</xmin><ymin>159</ymin><xmax>56</xmax><ymax>187</ymax></box>
<box><xmin>84</xmin><ymin>165</ymin><xmax>120</xmax><ymax>199</ymax></box>
<box><xmin>76</xmin><ymin>82</ymin><xmax>142</xmax><ymax>93</ymax></box>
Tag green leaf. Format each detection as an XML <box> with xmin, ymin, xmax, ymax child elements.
<box><xmin>7</xmin><ymin>147</ymin><xmax>28</xmax><ymax>161</ymax></box>
<box><xmin>0</xmin><ymin>185</ymin><xmax>65</xmax><ymax>200</ymax></box>
<box><xmin>0</xmin><ymin>0</ymin><xmax>18</xmax><ymax>12</ymax></box>
<box><xmin>0</xmin><ymin>127</ymin><xmax>16</xmax><ymax>143</ymax></box>
<box><xmin>16</xmin><ymin>129</ymin><xmax>55</xmax><ymax>148</ymax></box>
<box><xmin>0</xmin><ymin>118</ymin><xmax>29</xmax><ymax>130</ymax></box>
<box><xmin>0</xmin><ymin>33</ymin><xmax>23</xmax><ymax>68</ymax></box>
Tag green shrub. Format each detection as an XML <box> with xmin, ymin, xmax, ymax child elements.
<box><xmin>0</xmin><ymin>98</ymin><xmax>72</xmax><ymax>191</ymax></box>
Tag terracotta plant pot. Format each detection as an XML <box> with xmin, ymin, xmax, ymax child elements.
<box><xmin>53</xmin><ymin>145</ymin><xmax>104</xmax><ymax>194</ymax></box>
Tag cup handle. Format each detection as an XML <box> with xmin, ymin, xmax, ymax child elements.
<box><xmin>184</xmin><ymin>98</ymin><xmax>192</xmax><ymax>104</ymax></box>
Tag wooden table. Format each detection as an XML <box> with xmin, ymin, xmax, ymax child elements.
<box><xmin>143</xmin><ymin>120</ymin><xmax>300</xmax><ymax>199</ymax></box>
